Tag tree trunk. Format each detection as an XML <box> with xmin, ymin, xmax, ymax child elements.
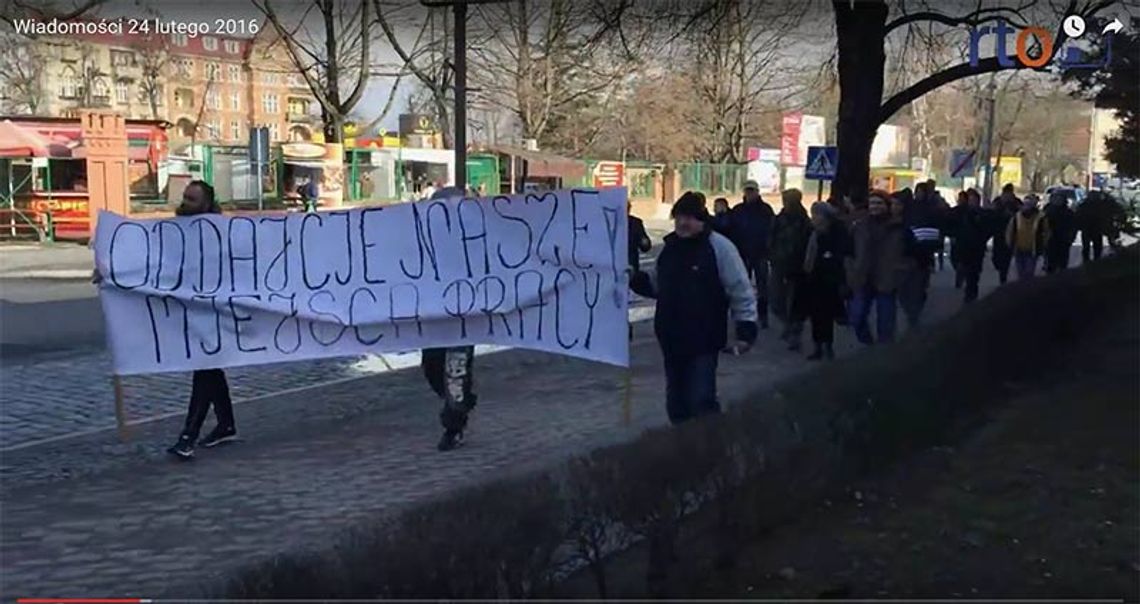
<box><xmin>832</xmin><ymin>0</ymin><xmax>887</xmax><ymax>203</ymax></box>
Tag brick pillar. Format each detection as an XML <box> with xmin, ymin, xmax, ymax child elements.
<box><xmin>82</xmin><ymin>111</ymin><xmax>130</xmax><ymax>238</ymax></box>
<box><xmin>320</xmin><ymin>143</ymin><xmax>344</xmax><ymax>208</ymax></box>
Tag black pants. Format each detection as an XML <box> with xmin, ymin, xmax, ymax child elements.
<box><xmin>992</xmin><ymin>246</ymin><xmax>1013</xmax><ymax>284</ymax></box>
<box><xmin>962</xmin><ymin>262</ymin><xmax>982</xmax><ymax>304</ymax></box>
<box><xmin>1082</xmin><ymin>229</ymin><xmax>1104</xmax><ymax>263</ymax></box>
<box><xmin>1045</xmin><ymin>249</ymin><xmax>1071</xmax><ymax>274</ymax></box>
<box><xmin>422</xmin><ymin>346</ymin><xmax>476</xmax><ymax>432</ymax></box>
<box><xmin>662</xmin><ymin>352</ymin><xmax>719</xmax><ymax>424</ymax></box>
<box><xmin>743</xmin><ymin>256</ymin><xmax>769</xmax><ymax>324</ymax></box>
<box><xmin>802</xmin><ymin>280</ymin><xmax>840</xmax><ymax>344</ymax></box>
<box><xmin>181</xmin><ymin>369</ymin><xmax>234</xmax><ymax>441</ymax></box>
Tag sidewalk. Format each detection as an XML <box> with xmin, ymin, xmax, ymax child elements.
<box><xmin>0</xmin><ymin>265</ymin><xmax>988</xmax><ymax>598</ymax></box>
<box><xmin>0</xmin><ymin>243</ymin><xmax>93</xmax><ymax>280</ymax></box>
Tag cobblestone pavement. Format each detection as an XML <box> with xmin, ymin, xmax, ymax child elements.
<box><xmin>0</xmin><ymin>264</ymin><xmax>999</xmax><ymax>598</ymax></box>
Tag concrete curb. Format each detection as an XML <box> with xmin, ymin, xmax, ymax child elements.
<box><xmin>0</xmin><ymin>269</ymin><xmax>94</xmax><ymax>280</ymax></box>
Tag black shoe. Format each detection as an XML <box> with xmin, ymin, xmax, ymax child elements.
<box><xmin>199</xmin><ymin>425</ymin><xmax>238</xmax><ymax>448</ymax></box>
<box><xmin>438</xmin><ymin>430</ymin><xmax>465</xmax><ymax>452</ymax></box>
<box><xmin>167</xmin><ymin>435</ymin><xmax>195</xmax><ymax>459</ymax></box>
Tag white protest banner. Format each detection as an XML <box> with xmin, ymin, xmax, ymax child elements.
<box><xmin>95</xmin><ymin>188</ymin><xmax>629</xmax><ymax>375</ymax></box>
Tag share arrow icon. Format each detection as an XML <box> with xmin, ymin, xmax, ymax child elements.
<box><xmin>1103</xmin><ymin>18</ymin><xmax>1124</xmax><ymax>35</ymax></box>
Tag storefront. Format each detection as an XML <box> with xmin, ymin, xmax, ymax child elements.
<box><xmin>0</xmin><ymin>116</ymin><xmax>169</xmax><ymax>240</ymax></box>
<box><xmin>277</xmin><ymin>141</ymin><xmax>345</xmax><ymax>208</ymax></box>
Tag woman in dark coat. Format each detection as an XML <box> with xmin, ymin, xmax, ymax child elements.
<box><xmin>796</xmin><ymin>202</ymin><xmax>850</xmax><ymax>360</ymax></box>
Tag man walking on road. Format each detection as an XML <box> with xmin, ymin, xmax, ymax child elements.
<box><xmin>631</xmin><ymin>192</ymin><xmax>758</xmax><ymax>424</ymax></box>
<box><xmin>991</xmin><ymin>183</ymin><xmax>1022</xmax><ymax>284</ymax></box>
<box><xmin>628</xmin><ymin>201</ymin><xmax>653</xmax><ymax>340</ymax></box>
<box><xmin>422</xmin><ymin>186</ymin><xmax>479</xmax><ymax>451</ymax></box>
<box><xmin>769</xmin><ymin>188</ymin><xmax>812</xmax><ymax>352</ymax></box>
<box><xmin>1006</xmin><ymin>194</ymin><xmax>1051</xmax><ymax>281</ymax></box>
<box><xmin>847</xmin><ymin>193</ymin><xmax>907</xmax><ymax>345</ymax></box>
<box><xmin>1044</xmin><ymin>192</ymin><xmax>1078</xmax><ymax>274</ymax></box>
<box><xmin>726</xmin><ymin>179</ymin><xmax>775</xmax><ymax>328</ymax></box>
<box><xmin>945</xmin><ymin>189</ymin><xmax>991</xmax><ymax>304</ymax></box>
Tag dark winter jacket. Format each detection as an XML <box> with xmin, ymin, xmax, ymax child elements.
<box><xmin>847</xmin><ymin>215</ymin><xmax>909</xmax><ymax>294</ymax></box>
<box><xmin>797</xmin><ymin>222</ymin><xmax>850</xmax><ymax>318</ymax></box>
<box><xmin>900</xmin><ymin>190</ymin><xmax>945</xmax><ymax>268</ymax></box>
<box><xmin>630</xmin><ymin>227</ymin><xmax>758</xmax><ymax>356</ymax></box>
<box><xmin>726</xmin><ymin>198</ymin><xmax>775</xmax><ymax>261</ymax></box>
<box><xmin>629</xmin><ymin>215</ymin><xmax>651</xmax><ymax>271</ymax></box>
<box><xmin>769</xmin><ymin>206</ymin><xmax>813</xmax><ymax>276</ymax></box>
<box><xmin>1044</xmin><ymin>203</ymin><xmax>1078</xmax><ymax>259</ymax></box>
<box><xmin>946</xmin><ymin>206</ymin><xmax>992</xmax><ymax>269</ymax></box>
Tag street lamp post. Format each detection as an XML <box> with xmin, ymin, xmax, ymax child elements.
<box><xmin>421</xmin><ymin>0</ymin><xmax>507</xmax><ymax>192</ymax></box>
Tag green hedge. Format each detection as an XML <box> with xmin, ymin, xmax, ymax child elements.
<box><xmin>218</xmin><ymin>247</ymin><xmax>1139</xmax><ymax>599</ymax></box>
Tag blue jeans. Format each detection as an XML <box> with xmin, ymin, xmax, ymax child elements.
<box><xmin>849</xmin><ymin>288</ymin><xmax>897</xmax><ymax>345</ymax></box>
<box><xmin>662</xmin><ymin>352</ymin><xmax>720</xmax><ymax>424</ymax></box>
<box><xmin>1015</xmin><ymin>252</ymin><xmax>1037</xmax><ymax>281</ymax></box>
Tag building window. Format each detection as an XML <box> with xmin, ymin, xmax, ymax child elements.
<box><xmin>91</xmin><ymin>78</ymin><xmax>110</xmax><ymax>102</ymax></box>
<box><xmin>224</xmin><ymin>40</ymin><xmax>240</xmax><ymax>55</ymax></box>
<box><xmin>261</xmin><ymin>71</ymin><xmax>279</xmax><ymax>86</ymax></box>
<box><xmin>262</xmin><ymin>93</ymin><xmax>279</xmax><ymax>114</ymax></box>
<box><xmin>174</xmin><ymin>88</ymin><xmax>194</xmax><ymax>109</ymax></box>
<box><xmin>111</xmin><ymin>50</ymin><xmax>133</xmax><ymax>68</ymax></box>
<box><xmin>206</xmin><ymin>89</ymin><xmax>220</xmax><ymax>110</ymax></box>
<box><xmin>202</xmin><ymin>36</ymin><xmax>218</xmax><ymax>51</ymax></box>
<box><xmin>268</xmin><ymin>122</ymin><xmax>279</xmax><ymax>141</ymax></box>
<box><xmin>206</xmin><ymin>62</ymin><xmax>221</xmax><ymax>81</ymax></box>
<box><xmin>286</xmin><ymin>74</ymin><xmax>302</xmax><ymax>88</ymax></box>
<box><xmin>176</xmin><ymin>59</ymin><xmax>193</xmax><ymax>78</ymax></box>
<box><xmin>207</xmin><ymin>120</ymin><xmax>220</xmax><ymax>140</ymax></box>
<box><xmin>231</xmin><ymin>120</ymin><xmax>241</xmax><ymax>141</ymax></box>
<box><xmin>171</xmin><ymin>33</ymin><xmax>189</xmax><ymax>47</ymax></box>
<box><xmin>115</xmin><ymin>81</ymin><xmax>130</xmax><ymax>104</ymax></box>
<box><xmin>59</xmin><ymin>70</ymin><xmax>78</xmax><ymax>99</ymax></box>
<box><xmin>230</xmin><ymin>91</ymin><xmax>241</xmax><ymax>111</ymax></box>
<box><xmin>287</xmin><ymin>97</ymin><xmax>309</xmax><ymax>115</ymax></box>
<box><xmin>228</xmin><ymin>64</ymin><xmax>241</xmax><ymax>83</ymax></box>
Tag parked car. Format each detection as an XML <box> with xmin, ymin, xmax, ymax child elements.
<box><xmin>1044</xmin><ymin>185</ymin><xmax>1087</xmax><ymax>208</ymax></box>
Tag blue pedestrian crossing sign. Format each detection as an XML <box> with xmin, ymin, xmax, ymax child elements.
<box><xmin>805</xmin><ymin>146</ymin><xmax>838</xmax><ymax>180</ymax></box>
<box><xmin>949</xmin><ymin>148</ymin><xmax>975</xmax><ymax>179</ymax></box>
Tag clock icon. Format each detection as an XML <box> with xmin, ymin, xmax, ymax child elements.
<box><xmin>1063</xmin><ymin>15</ymin><xmax>1086</xmax><ymax>38</ymax></box>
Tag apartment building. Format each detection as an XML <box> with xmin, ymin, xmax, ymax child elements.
<box><xmin>12</xmin><ymin>25</ymin><xmax>318</xmax><ymax>149</ymax></box>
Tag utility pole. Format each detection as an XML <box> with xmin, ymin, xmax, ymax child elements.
<box><xmin>979</xmin><ymin>77</ymin><xmax>997</xmax><ymax>200</ymax></box>
<box><xmin>1086</xmin><ymin>105</ymin><xmax>1097</xmax><ymax>189</ymax></box>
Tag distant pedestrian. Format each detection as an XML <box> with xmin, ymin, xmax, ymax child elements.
<box><xmin>896</xmin><ymin>187</ymin><xmax>942</xmax><ymax>331</ymax></box>
<box><xmin>165</xmin><ymin>181</ymin><xmax>237</xmax><ymax>459</ymax></box>
<box><xmin>946</xmin><ymin>189</ymin><xmax>991</xmax><ymax>303</ymax></box>
<box><xmin>630</xmin><ymin>192</ymin><xmax>758</xmax><ymax>424</ymax></box>
<box><xmin>628</xmin><ymin>201</ymin><xmax>653</xmax><ymax>340</ymax></box>
<box><xmin>1006</xmin><ymin>193</ymin><xmax>1051</xmax><ymax>281</ymax></box>
<box><xmin>422</xmin><ymin>186</ymin><xmax>479</xmax><ymax>451</ymax></box>
<box><xmin>726</xmin><ymin>179</ymin><xmax>775</xmax><ymax>328</ymax></box>
<box><xmin>948</xmin><ymin>190</ymin><xmax>970</xmax><ymax>289</ymax></box>
<box><xmin>991</xmin><ymin>183</ymin><xmax>1022</xmax><ymax>284</ymax></box>
<box><xmin>798</xmin><ymin>201</ymin><xmax>850</xmax><ymax>360</ymax></box>
<box><xmin>847</xmin><ymin>193</ymin><xmax>907</xmax><ymax>345</ymax></box>
<box><xmin>711</xmin><ymin>197</ymin><xmax>731</xmax><ymax>235</ymax></box>
<box><xmin>768</xmin><ymin>188</ymin><xmax>812</xmax><ymax>352</ymax></box>
<box><xmin>1076</xmin><ymin>191</ymin><xmax>1123</xmax><ymax>263</ymax></box>
<box><xmin>1043</xmin><ymin>192</ymin><xmax>1077</xmax><ymax>274</ymax></box>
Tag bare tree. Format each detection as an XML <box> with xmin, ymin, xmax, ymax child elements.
<box><xmin>467</xmin><ymin>0</ymin><xmax>637</xmax><ymax>149</ymax></box>
<box><xmin>0</xmin><ymin>33</ymin><xmax>44</xmax><ymax>113</ymax></box>
<box><xmin>134</xmin><ymin>36</ymin><xmax>168</xmax><ymax>120</ymax></box>
<box><xmin>253</xmin><ymin>0</ymin><xmax>373</xmax><ymax>143</ymax></box>
<box><xmin>376</xmin><ymin>1</ymin><xmax>455</xmax><ymax>147</ymax></box>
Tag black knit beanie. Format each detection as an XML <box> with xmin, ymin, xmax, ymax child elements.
<box><xmin>670</xmin><ymin>191</ymin><xmax>709</xmax><ymax>222</ymax></box>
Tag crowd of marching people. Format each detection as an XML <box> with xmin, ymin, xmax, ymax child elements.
<box><xmin>632</xmin><ymin>178</ymin><xmax>1129</xmax><ymax>425</ymax></box>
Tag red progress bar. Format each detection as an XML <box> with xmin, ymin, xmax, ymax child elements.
<box><xmin>17</xmin><ymin>599</ymin><xmax>145</xmax><ymax>603</ymax></box>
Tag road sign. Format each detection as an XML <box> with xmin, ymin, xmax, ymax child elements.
<box><xmin>949</xmin><ymin>148</ymin><xmax>975</xmax><ymax>179</ymax></box>
<box><xmin>804</xmin><ymin>146</ymin><xmax>838</xmax><ymax>180</ymax></box>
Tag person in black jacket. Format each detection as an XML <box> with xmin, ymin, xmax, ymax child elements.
<box><xmin>990</xmin><ymin>183</ymin><xmax>1022</xmax><ymax>284</ymax></box>
<box><xmin>946</xmin><ymin>189</ymin><xmax>992</xmax><ymax>304</ymax></box>
<box><xmin>711</xmin><ymin>197</ymin><xmax>731</xmax><ymax>235</ymax></box>
<box><xmin>1043</xmin><ymin>192</ymin><xmax>1078</xmax><ymax>274</ymax></box>
<box><xmin>726</xmin><ymin>179</ymin><xmax>774</xmax><ymax>328</ymax></box>
<box><xmin>628</xmin><ymin>202</ymin><xmax>652</xmax><ymax>341</ymax></box>
<box><xmin>630</xmin><ymin>192</ymin><xmax>758</xmax><ymax>424</ymax></box>
<box><xmin>768</xmin><ymin>188</ymin><xmax>812</xmax><ymax>351</ymax></box>
<box><xmin>797</xmin><ymin>202</ymin><xmax>849</xmax><ymax>360</ymax></box>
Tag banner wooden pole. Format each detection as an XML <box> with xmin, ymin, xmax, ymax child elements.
<box><xmin>112</xmin><ymin>375</ymin><xmax>130</xmax><ymax>442</ymax></box>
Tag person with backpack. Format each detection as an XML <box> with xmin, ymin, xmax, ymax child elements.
<box><xmin>630</xmin><ymin>192</ymin><xmax>758</xmax><ymax>424</ymax></box>
<box><xmin>1005</xmin><ymin>193</ymin><xmax>1051</xmax><ymax>281</ymax></box>
<box><xmin>768</xmin><ymin>188</ymin><xmax>813</xmax><ymax>352</ymax></box>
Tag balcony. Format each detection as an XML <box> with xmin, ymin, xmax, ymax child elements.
<box><xmin>287</xmin><ymin>112</ymin><xmax>317</xmax><ymax>124</ymax></box>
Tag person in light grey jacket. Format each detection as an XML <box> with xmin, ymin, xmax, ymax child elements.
<box><xmin>630</xmin><ymin>192</ymin><xmax>758</xmax><ymax>424</ymax></box>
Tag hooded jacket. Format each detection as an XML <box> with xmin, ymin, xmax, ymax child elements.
<box><xmin>631</xmin><ymin>226</ymin><xmax>758</xmax><ymax>356</ymax></box>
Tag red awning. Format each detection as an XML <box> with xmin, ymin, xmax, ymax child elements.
<box><xmin>0</xmin><ymin>120</ymin><xmax>61</xmax><ymax>157</ymax></box>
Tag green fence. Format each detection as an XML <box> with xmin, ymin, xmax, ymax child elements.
<box><xmin>677</xmin><ymin>162</ymin><xmax>748</xmax><ymax>196</ymax></box>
